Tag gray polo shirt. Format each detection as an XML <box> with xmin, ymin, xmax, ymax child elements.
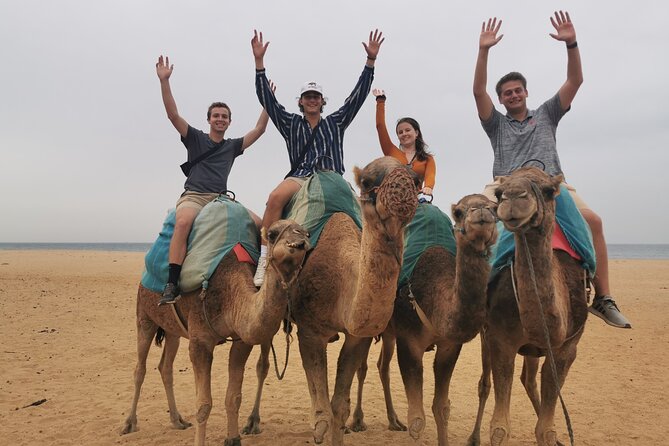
<box><xmin>481</xmin><ymin>93</ymin><xmax>567</xmax><ymax>177</ymax></box>
<box><xmin>182</xmin><ymin>125</ymin><xmax>243</xmax><ymax>193</ymax></box>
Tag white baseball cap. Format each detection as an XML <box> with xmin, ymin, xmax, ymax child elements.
<box><xmin>300</xmin><ymin>81</ymin><xmax>324</xmax><ymax>97</ymax></box>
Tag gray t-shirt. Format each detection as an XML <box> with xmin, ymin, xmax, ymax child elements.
<box><xmin>481</xmin><ymin>93</ymin><xmax>567</xmax><ymax>177</ymax></box>
<box><xmin>182</xmin><ymin>125</ymin><xmax>243</xmax><ymax>193</ymax></box>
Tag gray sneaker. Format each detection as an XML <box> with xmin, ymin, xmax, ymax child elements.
<box><xmin>589</xmin><ymin>295</ymin><xmax>631</xmax><ymax>329</ymax></box>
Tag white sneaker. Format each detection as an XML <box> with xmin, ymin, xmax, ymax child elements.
<box><xmin>253</xmin><ymin>255</ymin><xmax>267</xmax><ymax>287</ymax></box>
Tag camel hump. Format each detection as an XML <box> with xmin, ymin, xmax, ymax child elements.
<box><xmin>399</xmin><ymin>202</ymin><xmax>456</xmax><ymax>288</ymax></box>
<box><xmin>141</xmin><ymin>197</ymin><xmax>260</xmax><ymax>293</ymax></box>
<box><xmin>282</xmin><ymin>171</ymin><xmax>362</xmax><ymax>248</ymax></box>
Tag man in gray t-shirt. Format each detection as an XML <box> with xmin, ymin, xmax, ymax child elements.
<box><xmin>472</xmin><ymin>12</ymin><xmax>631</xmax><ymax>328</ymax></box>
<box><xmin>155</xmin><ymin>55</ymin><xmax>270</xmax><ymax>305</ymax></box>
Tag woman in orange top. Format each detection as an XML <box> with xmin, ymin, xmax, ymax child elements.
<box><xmin>373</xmin><ymin>88</ymin><xmax>436</xmax><ymax>196</ymax></box>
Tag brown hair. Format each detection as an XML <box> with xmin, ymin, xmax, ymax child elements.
<box><xmin>207</xmin><ymin>102</ymin><xmax>232</xmax><ymax>120</ymax></box>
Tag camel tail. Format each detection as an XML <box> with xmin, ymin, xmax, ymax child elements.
<box><xmin>154</xmin><ymin>327</ymin><xmax>165</xmax><ymax>347</ymax></box>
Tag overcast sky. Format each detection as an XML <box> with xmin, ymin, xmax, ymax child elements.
<box><xmin>1</xmin><ymin>1</ymin><xmax>667</xmax><ymax>244</ymax></box>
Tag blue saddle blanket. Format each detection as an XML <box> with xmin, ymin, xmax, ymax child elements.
<box><xmin>141</xmin><ymin>196</ymin><xmax>260</xmax><ymax>293</ymax></box>
<box><xmin>282</xmin><ymin>171</ymin><xmax>362</xmax><ymax>248</ymax></box>
<box><xmin>490</xmin><ymin>184</ymin><xmax>596</xmax><ymax>277</ymax></box>
<box><xmin>399</xmin><ymin>202</ymin><xmax>457</xmax><ymax>288</ymax></box>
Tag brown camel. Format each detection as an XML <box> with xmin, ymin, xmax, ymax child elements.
<box><xmin>120</xmin><ymin>219</ymin><xmax>310</xmax><ymax>446</ymax></box>
<box><xmin>467</xmin><ymin>167</ymin><xmax>589</xmax><ymax>446</ymax></box>
<box><xmin>285</xmin><ymin>156</ymin><xmax>418</xmax><ymax>446</ymax></box>
<box><xmin>347</xmin><ymin>194</ymin><xmax>499</xmax><ymax>446</ymax></box>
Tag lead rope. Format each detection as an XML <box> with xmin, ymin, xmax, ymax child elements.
<box><xmin>519</xmin><ymin>233</ymin><xmax>575</xmax><ymax>446</ymax></box>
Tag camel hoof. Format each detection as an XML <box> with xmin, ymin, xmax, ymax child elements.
<box><xmin>491</xmin><ymin>426</ymin><xmax>508</xmax><ymax>446</ymax></box>
<box><xmin>408</xmin><ymin>417</ymin><xmax>425</xmax><ymax>440</ymax></box>
<box><xmin>539</xmin><ymin>429</ymin><xmax>559</xmax><ymax>446</ymax></box>
<box><xmin>120</xmin><ymin>416</ymin><xmax>137</xmax><ymax>435</ymax></box>
<box><xmin>241</xmin><ymin>415</ymin><xmax>262</xmax><ymax>435</ymax></box>
<box><xmin>388</xmin><ymin>416</ymin><xmax>407</xmax><ymax>432</ymax></box>
<box><xmin>346</xmin><ymin>419</ymin><xmax>367</xmax><ymax>433</ymax></box>
<box><xmin>313</xmin><ymin>420</ymin><xmax>329</xmax><ymax>444</ymax></box>
<box><xmin>465</xmin><ymin>433</ymin><xmax>481</xmax><ymax>446</ymax></box>
<box><xmin>171</xmin><ymin>414</ymin><xmax>192</xmax><ymax>430</ymax></box>
<box><xmin>224</xmin><ymin>436</ymin><xmax>241</xmax><ymax>446</ymax></box>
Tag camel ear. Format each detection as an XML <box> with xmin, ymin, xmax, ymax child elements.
<box><xmin>542</xmin><ymin>175</ymin><xmax>563</xmax><ymax>200</ymax></box>
<box><xmin>352</xmin><ymin>166</ymin><xmax>362</xmax><ymax>188</ymax></box>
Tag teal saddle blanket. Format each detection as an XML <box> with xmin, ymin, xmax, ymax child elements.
<box><xmin>141</xmin><ymin>196</ymin><xmax>260</xmax><ymax>293</ymax></box>
<box><xmin>490</xmin><ymin>184</ymin><xmax>596</xmax><ymax>277</ymax></box>
<box><xmin>282</xmin><ymin>171</ymin><xmax>362</xmax><ymax>248</ymax></box>
<box><xmin>399</xmin><ymin>202</ymin><xmax>457</xmax><ymax>288</ymax></box>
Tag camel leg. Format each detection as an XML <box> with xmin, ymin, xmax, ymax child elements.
<box><xmin>120</xmin><ymin>318</ymin><xmax>157</xmax><ymax>435</ymax></box>
<box><xmin>346</xmin><ymin>338</ymin><xmax>372</xmax><ymax>433</ymax></box>
<box><xmin>297</xmin><ymin>330</ymin><xmax>332</xmax><ymax>445</ymax></box>
<box><xmin>466</xmin><ymin>333</ymin><xmax>492</xmax><ymax>446</ymax></box>
<box><xmin>489</xmin><ymin>341</ymin><xmax>516</xmax><ymax>446</ymax></box>
<box><xmin>224</xmin><ymin>340</ymin><xmax>254</xmax><ymax>446</ymax></box>
<box><xmin>535</xmin><ymin>346</ymin><xmax>577</xmax><ymax>446</ymax></box>
<box><xmin>521</xmin><ymin>356</ymin><xmax>541</xmax><ymax>417</ymax></box>
<box><xmin>330</xmin><ymin>335</ymin><xmax>373</xmax><ymax>446</ymax></box>
<box><xmin>396</xmin><ymin>335</ymin><xmax>427</xmax><ymax>441</ymax></box>
<box><xmin>158</xmin><ymin>333</ymin><xmax>192</xmax><ymax>430</ymax></box>
<box><xmin>241</xmin><ymin>342</ymin><xmax>270</xmax><ymax>435</ymax></box>
<box><xmin>432</xmin><ymin>342</ymin><xmax>463</xmax><ymax>446</ymax></box>
<box><xmin>377</xmin><ymin>331</ymin><xmax>406</xmax><ymax>431</ymax></box>
<box><xmin>189</xmin><ymin>338</ymin><xmax>216</xmax><ymax>446</ymax></box>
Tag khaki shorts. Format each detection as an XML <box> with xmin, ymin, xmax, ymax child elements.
<box><xmin>286</xmin><ymin>176</ymin><xmax>308</xmax><ymax>186</ymax></box>
<box><xmin>482</xmin><ymin>178</ymin><xmax>589</xmax><ymax>210</ymax></box>
<box><xmin>176</xmin><ymin>191</ymin><xmax>220</xmax><ymax>211</ymax></box>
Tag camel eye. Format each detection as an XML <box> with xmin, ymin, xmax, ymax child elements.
<box><xmin>267</xmin><ymin>228</ymin><xmax>279</xmax><ymax>243</ymax></box>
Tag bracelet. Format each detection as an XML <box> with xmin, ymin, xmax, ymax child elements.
<box><xmin>367</xmin><ymin>56</ymin><xmax>376</xmax><ymax>60</ymax></box>
<box><xmin>375</xmin><ymin>95</ymin><xmax>386</xmax><ymax>101</ymax></box>
<box><xmin>566</xmin><ymin>41</ymin><xmax>578</xmax><ymax>49</ymax></box>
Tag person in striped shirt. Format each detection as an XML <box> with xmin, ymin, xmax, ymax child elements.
<box><xmin>250</xmin><ymin>29</ymin><xmax>384</xmax><ymax>286</ymax></box>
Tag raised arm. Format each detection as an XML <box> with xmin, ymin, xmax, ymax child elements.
<box><xmin>251</xmin><ymin>29</ymin><xmax>269</xmax><ymax>71</ymax></box>
<box><xmin>373</xmin><ymin>89</ymin><xmax>403</xmax><ymax>158</ymax></box>
<box><xmin>156</xmin><ymin>55</ymin><xmax>188</xmax><ymax>137</ymax></box>
<box><xmin>242</xmin><ymin>81</ymin><xmax>275</xmax><ymax>151</ymax></box>
<box><xmin>362</xmin><ymin>29</ymin><xmax>384</xmax><ymax>68</ymax></box>
<box><xmin>473</xmin><ymin>18</ymin><xmax>503</xmax><ymax>121</ymax></box>
<box><xmin>550</xmin><ymin>10</ymin><xmax>583</xmax><ymax>111</ymax></box>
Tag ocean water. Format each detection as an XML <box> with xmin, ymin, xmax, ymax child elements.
<box><xmin>1</xmin><ymin>243</ymin><xmax>669</xmax><ymax>259</ymax></box>
<box><xmin>0</xmin><ymin>243</ymin><xmax>152</xmax><ymax>253</ymax></box>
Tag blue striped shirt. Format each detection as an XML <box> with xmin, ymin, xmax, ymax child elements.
<box><xmin>255</xmin><ymin>65</ymin><xmax>374</xmax><ymax>177</ymax></box>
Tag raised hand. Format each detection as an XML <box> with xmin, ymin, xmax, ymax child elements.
<box><xmin>372</xmin><ymin>88</ymin><xmax>385</xmax><ymax>98</ymax></box>
<box><xmin>479</xmin><ymin>17</ymin><xmax>503</xmax><ymax>50</ymax></box>
<box><xmin>549</xmin><ymin>10</ymin><xmax>576</xmax><ymax>44</ymax></box>
<box><xmin>363</xmin><ymin>29</ymin><xmax>385</xmax><ymax>60</ymax></box>
<box><xmin>156</xmin><ymin>55</ymin><xmax>173</xmax><ymax>80</ymax></box>
<box><xmin>251</xmin><ymin>30</ymin><xmax>269</xmax><ymax>60</ymax></box>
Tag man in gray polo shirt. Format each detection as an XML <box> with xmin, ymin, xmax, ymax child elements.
<box><xmin>472</xmin><ymin>11</ymin><xmax>631</xmax><ymax>328</ymax></box>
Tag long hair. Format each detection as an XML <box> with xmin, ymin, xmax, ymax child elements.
<box><xmin>396</xmin><ymin>117</ymin><xmax>431</xmax><ymax>162</ymax></box>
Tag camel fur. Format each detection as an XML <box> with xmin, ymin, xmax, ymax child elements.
<box><xmin>120</xmin><ymin>220</ymin><xmax>310</xmax><ymax>446</ymax></box>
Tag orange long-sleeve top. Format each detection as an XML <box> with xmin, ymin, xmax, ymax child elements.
<box><xmin>375</xmin><ymin>99</ymin><xmax>436</xmax><ymax>190</ymax></box>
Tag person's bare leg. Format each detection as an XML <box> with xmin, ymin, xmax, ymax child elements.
<box><xmin>160</xmin><ymin>206</ymin><xmax>199</xmax><ymax>305</ymax></box>
<box><xmin>581</xmin><ymin>208</ymin><xmax>631</xmax><ymax>328</ymax></box>
<box><xmin>253</xmin><ymin>179</ymin><xmax>302</xmax><ymax>286</ymax></box>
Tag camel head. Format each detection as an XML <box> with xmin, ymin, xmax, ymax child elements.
<box><xmin>495</xmin><ymin>167</ymin><xmax>563</xmax><ymax>233</ymax></box>
<box><xmin>265</xmin><ymin>219</ymin><xmax>311</xmax><ymax>288</ymax></box>
<box><xmin>353</xmin><ymin>156</ymin><xmax>419</xmax><ymax>234</ymax></box>
<box><xmin>451</xmin><ymin>194</ymin><xmax>499</xmax><ymax>255</ymax></box>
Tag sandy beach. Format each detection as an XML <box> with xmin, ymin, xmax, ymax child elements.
<box><xmin>1</xmin><ymin>250</ymin><xmax>668</xmax><ymax>445</ymax></box>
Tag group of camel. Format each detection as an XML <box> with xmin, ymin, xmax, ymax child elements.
<box><xmin>120</xmin><ymin>157</ymin><xmax>589</xmax><ymax>446</ymax></box>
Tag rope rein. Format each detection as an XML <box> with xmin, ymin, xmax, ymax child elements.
<box><xmin>512</xmin><ymin>179</ymin><xmax>574</xmax><ymax>446</ymax></box>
